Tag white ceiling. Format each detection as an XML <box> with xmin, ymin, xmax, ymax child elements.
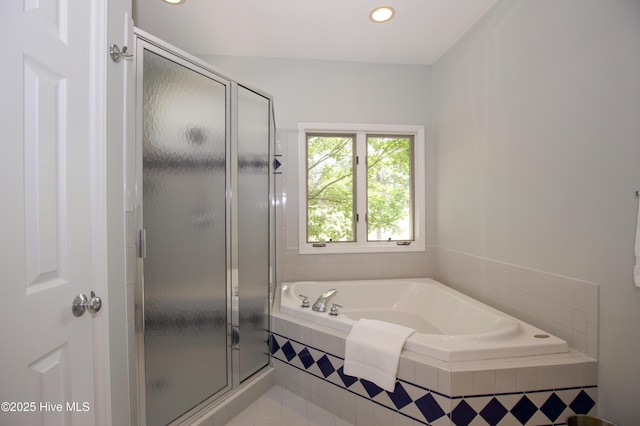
<box><xmin>133</xmin><ymin>0</ymin><xmax>498</xmax><ymax>65</ymax></box>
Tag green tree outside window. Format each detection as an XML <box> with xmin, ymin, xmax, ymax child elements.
<box><xmin>306</xmin><ymin>134</ymin><xmax>413</xmax><ymax>243</ymax></box>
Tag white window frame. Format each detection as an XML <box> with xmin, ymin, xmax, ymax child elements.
<box><xmin>298</xmin><ymin>123</ymin><xmax>425</xmax><ymax>254</ymax></box>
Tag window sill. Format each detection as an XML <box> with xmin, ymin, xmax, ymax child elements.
<box><xmin>299</xmin><ymin>241</ymin><xmax>425</xmax><ymax>255</ymax></box>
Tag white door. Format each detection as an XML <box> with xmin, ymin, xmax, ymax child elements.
<box><xmin>0</xmin><ymin>1</ymin><xmax>108</xmax><ymax>425</ymax></box>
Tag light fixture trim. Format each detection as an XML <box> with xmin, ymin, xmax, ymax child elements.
<box><xmin>369</xmin><ymin>6</ymin><xmax>395</xmax><ymax>23</ymax></box>
<box><xmin>163</xmin><ymin>0</ymin><xmax>185</xmax><ymax>4</ymax></box>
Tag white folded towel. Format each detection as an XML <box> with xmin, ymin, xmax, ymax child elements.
<box><xmin>343</xmin><ymin>319</ymin><xmax>415</xmax><ymax>392</ymax></box>
<box><xmin>635</xmin><ymin>195</ymin><xmax>640</xmax><ymax>287</ymax></box>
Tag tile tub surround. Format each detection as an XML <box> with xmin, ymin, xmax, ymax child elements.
<box><xmin>271</xmin><ymin>312</ymin><xmax>598</xmax><ymax>426</ymax></box>
<box><xmin>436</xmin><ymin>248</ymin><xmax>599</xmax><ymax>360</ymax></box>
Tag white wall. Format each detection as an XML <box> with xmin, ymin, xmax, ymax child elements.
<box><xmin>200</xmin><ymin>55</ymin><xmax>437</xmax><ymax>281</ymax></box>
<box><xmin>433</xmin><ymin>0</ymin><xmax>640</xmax><ymax>423</ymax></box>
<box><xmin>107</xmin><ymin>1</ymin><xmax>134</xmax><ymax>425</ymax></box>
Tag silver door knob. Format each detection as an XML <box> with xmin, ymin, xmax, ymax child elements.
<box><xmin>72</xmin><ymin>291</ymin><xmax>103</xmax><ymax>317</ymax></box>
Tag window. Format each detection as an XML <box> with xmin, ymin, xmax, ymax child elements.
<box><xmin>306</xmin><ymin>133</ymin><xmax>356</xmax><ymax>242</ymax></box>
<box><xmin>299</xmin><ymin>123</ymin><xmax>425</xmax><ymax>254</ymax></box>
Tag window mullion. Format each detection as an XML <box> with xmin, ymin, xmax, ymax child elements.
<box><xmin>355</xmin><ymin>132</ymin><xmax>368</xmax><ymax>246</ymax></box>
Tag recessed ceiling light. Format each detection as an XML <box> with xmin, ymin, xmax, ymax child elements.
<box><xmin>163</xmin><ymin>0</ymin><xmax>185</xmax><ymax>4</ymax></box>
<box><xmin>369</xmin><ymin>6</ymin><xmax>395</xmax><ymax>23</ymax></box>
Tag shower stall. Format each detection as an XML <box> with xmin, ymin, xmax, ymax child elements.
<box><xmin>134</xmin><ymin>32</ymin><xmax>274</xmax><ymax>425</ymax></box>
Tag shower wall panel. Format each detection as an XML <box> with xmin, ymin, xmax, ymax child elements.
<box><xmin>236</xmin><ymin>86</ymin><xmax>271</xmax><ymax>382</ymax></box>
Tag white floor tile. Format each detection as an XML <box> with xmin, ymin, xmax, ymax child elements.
<box><xmin>282</xmin><ymin>398</ymin><xmax>308</xmax><ymax>418</ymax></box>
<box><xmin>281</xmin><ymin>387</ymin><xmax>305</xmax><ymax>401</ymax></box>
<box><xmin>306</xmin><ymin>402</ymin><xmax>332</xmax><ymax>417</ymax></box>
<box><xmin>225</xmin><ymin>419</ymin><xmax>254</xmax><ymax>426</ymax></box>
<box><xmin>282</xmin><ymin>417</ymin><xmax>309</xmax><ymax>426</ymax></box>
<box><xmin>255</xmin><ymin>418</ymin><xmax>282</xmax><ymax>426</ymax></box>
<box><xmin>224</xmin><ymin>385</ymin><xmax>353</xmax><ymax>426</ymax></box>
<box><xmin>308</xmin><ymin>415</ymin><xmax>336</xmax><ymax>426</ymax></box>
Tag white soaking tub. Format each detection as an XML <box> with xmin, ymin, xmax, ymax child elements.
<box><xmin>279</xmin><ymin>278</ymin><xmax>568</xmax><ymax>362</ymax></box>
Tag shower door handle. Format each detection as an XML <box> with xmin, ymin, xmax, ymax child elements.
<box><xmin>231</xmin><ymin>325</ymin><xmax>240</xmax><ymax>350</ymax></box>
<box><xmin>137</xmin><ymin>229</ymin><xmax>147</xmax><ymax>258</ymax></box>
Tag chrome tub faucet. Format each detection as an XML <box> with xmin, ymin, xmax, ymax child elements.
<box><xmin>312</xmin><ymin>289</ymin><xmax>338</xmax><ymax>312</ymax></box>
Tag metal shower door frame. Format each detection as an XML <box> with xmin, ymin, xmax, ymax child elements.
<box><xmin>133</xmin><ymin>28</ymin><xmax>276</xmax><ymax>426</ymax></box>
<box><xmin>134</xmin><ymin>30</ymin><xmax>234</xmax><ymax>426</ymax></box>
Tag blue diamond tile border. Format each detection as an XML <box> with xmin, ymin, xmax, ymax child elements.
<box><xmin>510</xmin><ymin>395</ymin><xmax>538</xmax><ymax>425</ymax></box>
<box><xmin>479</xmin><ymin>397</ymin><xmax>508</xmax><ymax>426</ymax></box>
<box><xmin>569</xmin><ymin>390</ymin><xmax>596</xmax><ymax>415</ymax></box>
<box><xmin>280</xmin><ymin>340</ymin><xmax>296</xmax><ymax>361</ymax></box>
<box><xmin>451</xmin><ymin>400</ymin><xmax>477</xmax><ymax>426</ymax></box>
<box><xmin>269</xmin><ymin>334</ymin><xmax>280</xmax><ymax>354</ymax></box>
<box><xmin>415</xmin><ymin>393</ymin><xmax>447</xmax><ymax>423</ymax></box>
<box><xmin>297</xmin><ymin>347</ymin><xmax>315</xmax><ymax>369</ymax></box>
<box><xmin>337</xmin><ymin>366</ymin><xmax>358</xmax><ymax>388</ymax></box>
<box><xmin>316</xmin><ymin>354</ymin><xmax>336</xmax><ymax>378</ymax></box>
<box><xmin>540</xmin><ymin>393</ymin><xmax>567</xmax><ymax>422</ymax></box>
<box><xmin>361</xmin><ymin>378</ymin><xmax>384</xmax><ymax>398</ymax></box>
<box><xmin>270</xmin><ymin>332</ymin><xmax>597</xmax><ymax>425</ymax></box>
<box><xmin>388</xmin><ymin>382</ymin><xmax>413</xmax><ymax>410</ymax></box>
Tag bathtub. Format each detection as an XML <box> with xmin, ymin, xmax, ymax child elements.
<box><xmin>279</xmin><ymin>278</ymin><xmax>569</xmax><ymax>362</ymax></box>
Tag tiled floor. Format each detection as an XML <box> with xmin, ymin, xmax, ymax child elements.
<box><xmin>225</xmin><ymin>385</ymin><xmax>354</xmax><ymax>426</ymax></box>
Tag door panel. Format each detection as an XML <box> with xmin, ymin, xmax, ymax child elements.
<box><xmin>0</xmin><ymin>1</ymin><xmax>101</xmax><ymax>425</ymax></box>
<box><xmin>141</xmin><ymin>47</ymin><xmax>230</xmax><ymax>426</ymax></box>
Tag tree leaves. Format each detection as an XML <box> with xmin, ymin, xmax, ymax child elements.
<box><xmin>307</xmin><ymin>135</ymin><xmax>355</xmax><ymax>242</ymax></box>
<box><xmin>306</xmin><ymin>134</ymin><xmax>413</xmax><ymax>243</ymax></box>
<box><xmin>367</xmin><ymin>136</ymin><xmax>412</xmax><ymax>241</ymax></box>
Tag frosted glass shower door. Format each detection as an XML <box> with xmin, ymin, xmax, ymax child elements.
<box><xmin>141</xmin><ymin>48</ymin><xmax>230</xmax><ymax>426</ymax></box>
<box><xmin>236</xmin><ymin>86</ymin><xmax>271</xmax><ymax>382</ymax></box>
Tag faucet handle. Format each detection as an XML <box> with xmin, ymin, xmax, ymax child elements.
<box><xmin>329</xmin><ymin>303</ymin><xmax>342</xmax><ymax>316</ymax></box>
<box><xmin>299</xmin><ymin>294</ymin><xmax>310</xmax><ymax>308</ymax></box>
